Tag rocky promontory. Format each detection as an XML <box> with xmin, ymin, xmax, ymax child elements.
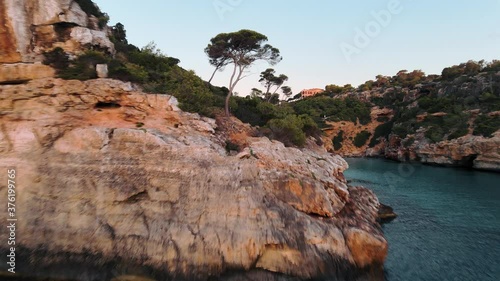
<box><xmin>0</xmin><ymin>1</ymin><xmax>391</xmax><ymax>279</ymax></box>
<box><xmin>0</xmin><ymin>78</ymin><xmax>387</xmax><ymax>280</ymax></box>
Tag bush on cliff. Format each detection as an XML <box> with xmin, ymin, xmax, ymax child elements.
<box><xmin>266</xmin><ymin>115</ymin><xmax>308</xmax><ymax>147</ymax></box>
<box><xmin>42</xmin><ymin>47</ymin><xmax>69</xmax><ymax>69</ymax></box>
<box><xmin>369</xmin><ymin>121</ymin><xmax>394</xmax><ymax>147</ymax></box>
<box><xmin>474</xmin><ymin>115</ymin><xmax>500</xmax><ymax>137</ymax></box>
<box><xmin>354</xmin><ymin>130</ymin><xmax>371</xmax><ymax>148</ymax></box>
<box><xmin>332</xmin><ymin>131</ymin><xmax>344</xmax><ymax>151</ymax></box>
<box><xmin>44</xmin><ymin>49</ymin><xmax>108</xmax><ymax>80</ymax></box>
<box><xmin>74</xmin><ymin>0</ymin><xmax>109</xmax><ymax>28</ymax></box>
<box><xmin>293</xmin><ymin>96</ymin><xmax>372</xmax><ymax>127</ymax></box>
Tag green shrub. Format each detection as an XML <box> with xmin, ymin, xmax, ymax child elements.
<box><xmin>57</xmin><ymin>50</ymin><xmax>108</xmax><ymax>80</ymax></box>
<box><xmin>392</xmin><ymin>124</ymin><xmax>410</xmax><ymax>138</ymax></box>
<box><xmin>267</xmin><ymin>115</ymin><xmax>307</xmax><ymax>147</ymax></box>
<box><xmin>425</xmin><ymin>127</ymin><xmax>445</xmax><ymax>143</ymax></box>
<box><xmin>42</xmin><ymin>47</ymin><xmax>69</xmax><ymax>69</ymax></box>
<box><xmin>473</xmin><ymin>115</ymin><xmax>500</xmax><ymax>137</ymax></box>
<box><xmin>293</xmin><ymin>96</ymin><xmax>371</xmax><ymax>127</ymax></box>
<box><xmin>369</xmin><ymin>121</ymin><xmax>394</xmax><ymax>147</ymax></box>
<box><xmin>447</xmin><ymin>127</ymin><xmax>468</xmax><ymax>140</ymax></box>
<box><xmin>74</xmin><ymin>0</ymin><xmax>102</xmax><ymax>17</ymax></box>
<box><xmin>354</xmin><ymin>130</ymin><xmax>371</xmax><ymax>147</ymax></box>
<box><xmin>108</xmin><ymin>60</ymin><xmax>148</xmax><ymax>83</ymax></box>
<box><xmin>377</xmin><ymin>116</ymin><xmax>391</xmax><ymax>123</ymax></box>
<box><xmin>299</xmin><ymin>114</ymin><xmax>322</xmax><ymax>142</ymax></box>
<box><xmin>332</xmin><ymin>130</ymin><xmax>344</xmax><ymax>151</ymax></box>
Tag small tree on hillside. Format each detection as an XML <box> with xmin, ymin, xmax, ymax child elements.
<box><xmin>205</xmin><ymin>29</ymin><xmax>282</xmax><ymax>116</ymax></box>
<box><xmin>281</xmin><ymin>86</ymin><xmax>293</xmax><ymax>100</ymax></box>
<box><xmin>258</xmin><ymin>68</ymin><xmax>288</xmax><ymax>102</ymax></box>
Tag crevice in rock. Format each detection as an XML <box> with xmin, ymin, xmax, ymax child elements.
<box><xmin>0</xmin><ymin>79</ymin><xmax>30</xmax><ymax>85</ymax></box>
<box><xmin>95</xmin><ymin>101</ymin><xmax>121</xmax><ymax>109</ymax></box>
<box><xmin>120</xmin><ymin>190</ymin><xmax>150</xmax><ymax>204</ymax></box>
<box><xmin>101</xmin><ymin>128</ymin><xmax>114</xmax><ymax>150</ymax></box>
<box><xmin>0</xmin><ymin>123</ymin><xmax>13</xmax><ymax>152</ymax></box>
<box><xmin>101</xmin><ymin>222</ymin><xmax>116</xmax><ymax>239</ymax></box>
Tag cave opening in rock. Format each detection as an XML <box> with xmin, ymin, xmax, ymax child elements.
<box><xmin>95</xmin><ymin>101</ymin><xmax>121</xmax><ymax>109</ymax></box>
<box><xmin>459</xmin><ymin>154</ymin><xmax>478</xmax><ymax>169</ymax></box>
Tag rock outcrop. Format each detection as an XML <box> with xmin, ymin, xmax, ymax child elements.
<box><xmin>0</xmin><ymin>0</ymin><xmax>114</xmax><ymax>83</ymax></box>
<box><xmin>386</xmin><ymin>133</ymin><xmax>500</xmax><ymax>171</ymax></box>
<box><xmin>0</xmin><ymin>78</ymin><xmax>387</xmax><ymax>281</ymax></box>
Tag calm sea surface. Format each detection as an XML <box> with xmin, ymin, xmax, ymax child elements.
<box><xmin>344</xmin><ymin>158</ymin><xmax>500</xmax><ymax>281</ymax></box>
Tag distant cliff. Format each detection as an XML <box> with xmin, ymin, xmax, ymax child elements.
<box><xmin>319</xmin><ymin>67</ymin><xmax>500</xmax><ymax>172</ymax></box>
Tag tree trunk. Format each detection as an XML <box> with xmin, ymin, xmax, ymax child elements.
<box><xmin>226</xmin><ymin>63</ymin><xmax>238</xmax><ymax>117</ymax></box>
<box><xmin>208</xmin><ymin>67</ymin><xmax>218</xmax><ymax>84</ymax></box>
<box><xmin>225</xmin><ymin>92</ymin><xmax>232</xmax><ymax>117</ymax></box>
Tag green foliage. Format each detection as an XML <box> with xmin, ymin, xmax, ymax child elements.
<box><xmin>392</xmin><ymin>124</ymin><xmax>410</xmax><ymax>138</ymax></box>
<box><xmin>266</xmin><ymin>115</ymin><xmax>307</xmax><ymax>147</ymax></box>
<box><xmin>293</xmin><ymin>96</ymin><xmax>371</xmax><ymax>127</ymax></box>
<box><xmin>447</xmin><ymin>127</ymin><xmax>468</xmax><ymax>140</ymax></box>
<box><xmin>332</xmin><ymin>131</ymin><xmax>344</xmax><ymax>151</ymax></box>
<box><xmin>369</xmin><ymin>121</ymin><xmax>394</xmax><ymax>147</ymax></box>
<box><xmin>163</xmin><ymin>67</ymin><xmax>225</xmax><ymax>117</ymax></box>
<box><xmin>371</xmin><ymin>89</ymin><xmax>407</xmax><ymax>109</ymax></box>
<box><xmin>483</xmin><ymin>60</ymin><xmax>500</xmax><ymax>72</ymax></box>
<box><xmin>42</xmin><ymin>47</ymin><xmax>69</xmax><ymax>69</ymax></box>
<box><xmin>49</xmin><ymin>50</ymin><xmax>108</xmax><ymax>80</ymax></box>
<box><xmin>233</xmin><ymin>96</ymin><xmax>294</xmax><ymax>126</ymax></box>
<box><xmin>354</xmin><ymin>130</ymin><xmax>371</xmax><ymax>147</ymax></box>
<box><xmin>473</xmin><ymin>115</ymin><xmax>500</xmax><ymax>137</ymax></box>
<box><xmin>319</xmin><ymin>60</ymin><xmax>500</xmax><ymax>144</ymax></box>
<box><xmin>74</xmin><ymin>0</ymin><xmax>108</xmax><ymax>28</ymax></box>
<box><xmin>425</xmin><ymin>127</ymin><xmax>445</xmax><ymax>143</ymax></box>
<box><xmin>377</xmin><ymin>116</ymin><xmax>391</xmax><ymax>123</ymax></box>
<box><xmin>205</xmin><ymin>29</ymin><xmax>282</xmax><ymax>115</ymax></box>
<box><xmin>390</xmin><ymin>70</ymin><xmax>426</xmax><ymax>88</ymax></box>
<box><xmin>441</xmin><ymin>60</ymin><xmax>483</xmax><ymax>80</ymax></box>
<box><xmin>108</xmin><ymin>59</ymin><xmax>148</xmax><ymax>83</ymax></box>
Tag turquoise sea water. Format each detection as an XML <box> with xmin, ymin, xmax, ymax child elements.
<box><xmin>344</xmin><ymin>158</ymin><xmax>500</xmax><ymax>281</ymax></box>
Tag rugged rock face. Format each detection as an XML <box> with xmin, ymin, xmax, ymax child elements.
<box><xmin>386</xmin><ymin>133</ymin><xmax>500</xmax><ymax>171</ymax></box>
<box><xmin>0</xmin><ymin>78</ymin><xmax>387</xmax><ymax>280</ymax></box>
<box><xmin>325</xmin><ymin>106</ymin><xmax>500</xmax><ymax>172</ymax></box>
<box><xmin>0</xmin><ymin>0</ymin><xmax>114</xmax><ymax>83</ymax></box>
<box><xmin>323</xmin><ymin>107</ymin><xmax>393</xmax><ymax>157</ymax></box>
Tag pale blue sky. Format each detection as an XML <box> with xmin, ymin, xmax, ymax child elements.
<box><xmin>93</xmin><ymin>0</ymin><xmax>500</xmax><ymax>96</ymax></box>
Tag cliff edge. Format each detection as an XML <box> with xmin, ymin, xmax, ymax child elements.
<box><xmin>0</xmin><ymin>78</ymin><xmax>387</xmax><ymax>280</ymax></box>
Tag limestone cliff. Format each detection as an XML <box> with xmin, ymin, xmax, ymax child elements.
<box><xmin>0</xmin><ymin>0</ymin><xmax>114</xmax><ymax>83</ymax></box>
<box><xmin>322</xmin><ymin>70</ymin><xmax>500</xmax><ymax>172</ymax></box>
<box><xmin>0</xmin><ymin>78</ymin><xmax>387</xmax><ymax>280</ymax></box>
<box><xmin>324</xmin><ymin>106</ymin><xmax>500</xmax><ymax>171</ymax></box>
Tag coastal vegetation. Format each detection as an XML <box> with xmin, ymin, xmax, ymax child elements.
<box><xmin>42</xmin><ymin>16</ymin><xmax>500</xmax><ymax>148</ymax></box>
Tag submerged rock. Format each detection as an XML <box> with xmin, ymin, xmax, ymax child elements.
<box><xmin>0</xmin><ymin>78</ymin><xmax>388</xmax><ymax>280</ymax></box>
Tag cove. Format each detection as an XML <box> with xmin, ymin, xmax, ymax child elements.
<box><xmin>344</xmin><ymin>158</ymin><xmax>500</xmax><ymax>281</ymax></box>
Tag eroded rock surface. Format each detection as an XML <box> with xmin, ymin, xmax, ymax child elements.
<box><xmin>0</xmin><ymin>0</ymin><xmax>114</xmax><ymax>83</ymax></box>
<box><xmin>0</xmin><ymin>78</ymin><xmax>387</xmax><ymax>280</ymax></box>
